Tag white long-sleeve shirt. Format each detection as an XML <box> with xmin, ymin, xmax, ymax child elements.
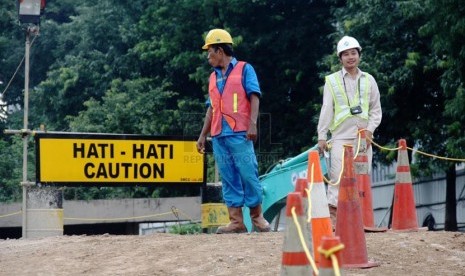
<box><xmin>317</xmin><ymin>67</ymin><xmax>382</xmax><ymax>141</ymax></box>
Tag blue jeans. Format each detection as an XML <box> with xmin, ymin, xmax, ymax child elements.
<box><xmin>212</xmin><ymin>135</ymin><xmax>262</xmax><ymax>208</ymax></box>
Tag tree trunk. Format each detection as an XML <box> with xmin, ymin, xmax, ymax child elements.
<box><xmin>444</xmin><ymin>164</ymin><xmax>458</xmax><ymax>231</ymax></box>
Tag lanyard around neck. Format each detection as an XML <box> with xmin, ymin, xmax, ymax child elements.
<box><xmin>341</xmin><ymin>70</ymin><xmax>361</xmax><ymax>106</ymax></box>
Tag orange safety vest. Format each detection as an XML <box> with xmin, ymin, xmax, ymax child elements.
<box><xmin>209</xmin><ymin>61</ymin><xmax>251</xmax><ymax>137</ymax></box>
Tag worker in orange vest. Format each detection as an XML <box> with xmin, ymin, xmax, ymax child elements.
<box><xmin>197</xmin><ymin>29</ymin><xmax>270</xmax><ymax>234</ymax></box>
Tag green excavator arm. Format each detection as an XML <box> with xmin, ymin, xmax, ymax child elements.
<box><xmin>243</xmin><ymin>146</ymin><xmax>328</xmax><ymax>232</ymax></box>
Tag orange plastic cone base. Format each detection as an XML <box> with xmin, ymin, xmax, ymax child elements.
<box><xmin>336</xmin><ymin>145</ymin><xmax>379</xmax><ymax>268</ymax></box>
<box><xmin>308</xmin><ymin>150</ymin><xmax>334</xmax><ymax>264</ymax></box>
<box><xmin>357</xmin><ymin>175</ymin><xmax>388</xmax><ymax>232</ymax></box>
<box><xmin>294</xmin><ymin>178</ymin><xmax>308</xmax><ymax>199</ymax></box>
<box><xmin>308</xmin><ymin>150</ymin><xmax>324</xmax><ymax>183</ymax></box>
<box><xmin>294</xmin><ymin>178</ymin><xmax>314</xmax><ymax>262</ymax></box>
<box><xmin>356</xmin><ymin>174</ymin><xmax>375</xmax><ymax>227</ymax></box>
<box><xmin>357</xmin><ymin>174</ymin><xmax>375</xmax><ymax>227</ymax></box>
<box><xmin>282</xmin><ymin>252</ymin><xmax>309</xmax><ymax>266</ymax></box>
<box><xmin>285</xmin><ymin>192</ymin><xmax>304</xmax><ymax>217</ymax></box>
<box><xmin>354</xmin><ymin>129</ymin><xmax>387</xmax><ymax>233</ymax></box>
<box><xmin>281</xmin><ymin>192</ymin><xmax>313</xmax><ymax>274</ymax></box>
<box><xmin>318</xmin><ymin>235</ymin><xmax>343</xmax><ymax>270</ymax></box>
<box><xmin>391</xmin><ymin>139</ymin><xmax>419</xmax><ymax>231</ymax></box>
<box><xmin>312</xmin><ymin>217</ymin><xmax>333</xmax><ymax>264</ymax></box>
<box><xmin>392</xmin><ymin>183</ymin><xmax>418</xmax><ymax>230</ymax></box>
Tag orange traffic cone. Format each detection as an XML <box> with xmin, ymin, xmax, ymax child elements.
<box><xmin>294</xmin><ymin>178</ymin><xmax>313</xmax><ymax>239</ymax></box>
<box><xmin>336</xmin><ymin>144</ymin><xmax>378</xmax><ymax>268</ymax></box>
<box><xmin>318</xmin><ymin>235</ymin><xmax>344</xmax><ymax>276</ymax></box>
<box><xmin>281</xmin><ymin>192</ymin><xmax>315</xmax><ymax>275</ymax></box>
<box><xmin>354</xmin><ymin>129</ymin><xmax>387</xmax><ymax>232</ymax></box>
<box><xmin>391</xmin><ymin>139</ymin><xmax>419</xmax><ymax>231</ymax></box>
<box><xmin>308</xmin><ymin>150</ymin><xmax>333</xmax><ymax>264</ymax></box>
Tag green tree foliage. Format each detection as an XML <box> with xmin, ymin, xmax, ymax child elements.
<box><xmin>418</xmin><ymin>0</ymin><xmax>465</xmax><ymax>231</ymax></box>
<box><xmin>324</xmin><ymin>0</ymin><xmax>462</xmax><ymax>230</ymax></box>
<box><xmin>0</xmin><ymin>1</ymin><xmax>27</xmax><ymax>114</ymax></box>
<box><xmin>0</xmin><ymin>138</ymin><xmax>23</xmax><ymax>202</ymax></box>
<box><xmin>323</xmin><ymin>0</ymin><xmax>444</xmax><ymax>164</ymax></box>
<box><xmin>29</xmin><ymin>1</ymin><xmax>145</xmax><ymax>131</ymax></box>
<box><xmin>419</xmin><ymin>0</ymin><xmax>465</xmax><ymax>159</ymax></box>
<box><xmin>224</xmin><ymin>1</ymin><xmax>335</xmax><ymax>155</ymax></box>
<box><xmin>68</xmin><ymin>78</ymin><xmax>178</xmax><ymax>134</ymax></box>
<box><xmin>0</xmin><ymin>0</ymin><xmax>463</xmax><ymax>219</ymax></box>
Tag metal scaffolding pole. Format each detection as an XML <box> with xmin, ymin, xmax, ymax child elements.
<box><xmin>22</xmin><ymin>28</ymin><xmax>30</xmax><ymax>238</ymax></box>
<box><xmin>20</xmin><ymin>26</ymin><xmax>39</xmax><ymax>238</ymax></box>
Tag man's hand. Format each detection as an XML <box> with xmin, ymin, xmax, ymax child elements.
<box><xmin>366</xmin><ymin>130</ymin><xmax>373</xmax><ymax>149</ymax></box>
<box><xmin>197</xmin><ymin>135</ymin><xmax>206</xmax><ymax>154</ymax></box>
<box><xmin>247</xmin><ymin>121</ymin><xmax>258</xmax><ymax>142</ymax></box>
<box><xmin>318</xmin><ymin>140</ymin><xmax>327</xmax><ymax>154</ymax></box>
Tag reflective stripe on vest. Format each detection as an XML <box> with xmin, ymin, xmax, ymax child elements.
<box><xmin>209</xmin><ymin>61</ymin><xmax>251</xmax><ymax>136</ymax></box>
<box><xmin>325</xmin><ymin>71</ymin><xmax>370</xmax><ymax>131</ymax></box>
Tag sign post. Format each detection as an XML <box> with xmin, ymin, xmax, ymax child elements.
<box><xmin>14</xmin><ymin>0</ymin><xmax>47</xmax><ymax>238</ymax></box>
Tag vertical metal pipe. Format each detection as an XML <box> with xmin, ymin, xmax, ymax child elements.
<box><xmin>21</xmin><ymin>29</ymin><xmax>31</xmax><ymax>238</ymax></box>
<box><xmin>214</xmin><ymin>163</ymin><xmax>219</xmax><ymax>183</ymax></box>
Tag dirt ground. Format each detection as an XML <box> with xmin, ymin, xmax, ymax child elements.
<box><xmin>0</xmin><ymin>230</ymin><xmax>464</xmax><ymax>276</ymax></box>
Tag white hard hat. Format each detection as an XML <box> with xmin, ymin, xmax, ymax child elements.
<box><xmin>337</xmin><ymin>36</ymin><xmax>362</xmax><ymax>56</ymax></box>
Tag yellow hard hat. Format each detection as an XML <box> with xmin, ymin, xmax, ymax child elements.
<box><xmin>337</xmin><ymin>36</ymin><xmax>362</xmax><ymax>56</ymax></box>
<box><xmin>202</xmin><ymin>29</ymin><xmax>233</xmax><ymax>50</ymax></box>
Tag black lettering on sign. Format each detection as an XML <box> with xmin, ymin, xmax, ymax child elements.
<box><xmin>87</xmin><ymin>144</ymin><xmax>99</xmax><ymax>158</ymax></box>
<box><xmin>73</xmin><ymin>143</ymin><xmax>114</xmax><ymax>158</ymax></box>
<box><xmin>83</xmin><ymin>162</ymin><xmax>165</xmax><ymax>179</ymax></box>
<box><xmin>132</xmin><ymin>144</ymin><xmax>174</xmax><ymax>159</ymax></box>
<box><xmin>74</xmin><ymin>143</ymin><xmax>85</xmax><ymax>158</ymax></box>
<box><xmin>146</xmin><ymin>144</ymin><xmax>158</xmax><ymax>159</ymax></box>
<box><xmin>84</xmin><ymin>163</ymin><xmax>95</xmax><ymax>178</ymax></box>
<box><xmin>121</xmin><ymin>163</ymin><xmax>132</xmax><ymax>178</ymax></box>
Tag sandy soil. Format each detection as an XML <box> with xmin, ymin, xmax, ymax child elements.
<box><xmin>0</xmin><ymin>230</ymin><xmax>464</xmax><ymax>276</ymax></box>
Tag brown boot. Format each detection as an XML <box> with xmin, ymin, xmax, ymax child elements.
<box><xmin>250</xmin><ymin>205</ymin><xmax>271</xmax><ymax>232</ymax></box>
<box><xmin>329</xmin><ymin>204</ymin><xmax>337</xmax><ymax>231</ymax></box>
<box><xmin>216</xmin><ymin>207</ymin><xmax>247</xmax><ymax>234</ymax></box>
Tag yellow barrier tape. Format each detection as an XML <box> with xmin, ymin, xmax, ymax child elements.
<box><xmin>291</xmin><ymin>206</ymin><xmax>319</xmax><ymax>275</ymax></box>
<box><xmin>1</xmin><ymin>208</ymin><xmax>197</xmax><ymax>228</ymax></box>
<box><xmin>28</xmin><ymin>228</ymin><xmax>63</xmax><ymax>231</ymax></box>
<box><xmin>306</xmin><ymin>163</ymin><xmax>314</xmax><ymax>223</ymax></box>
<box><xmin>408</xmin><ymin>147</ymin><xmax>465</xmax><ymax>162</ymax></box>
<box><xmin>0</xmin><ymin>210</ymin><xmax>22</xmax><ymax>218</ymax></box>
<box><xmin>354</xmin><ymin>130</ymin><xmax>361</xmax><ymax>159</ymax></box>
<box><xmin>65</xmin><ymin>211</ymin><xmax>174</xmax><ymax>221</ymax></box>
<box><xmin>364</xmin><ymin>129</ymin><xmax>465</xmax><ymax>162</ymax></box>
<box><xmin>0</xmin><ymin>208</ymin><xmax>195</xmax><ymax>223</ymax></box>
<box><xmin>174</xmin><ymin>208</ymin><xmax>195</xmax><ymax>222</ymax></box>
<box><xmin>65</xmin><ymin>208</ymin><xmax>193</xmax><ymax>222</ymax></box>
<box><xmin>28</xmin><ymin>208</ymin><xmax>63</xmax><ymax>211</ymax></box>
<box><xmin>318</xmin><ymin>244</ymin><xmax>345</xmax><ymax>276</ymax></box>
<box><xmin>323</xmin><ymin>147</ymin><xmax>345</xmax><ymax>187</ymax></box>
<box><xmin>368</xmin><ymin>137</ymin><xmax>401</xmax><ymax>152</ymax></box>
<box><xmin>322</xmin><ymin>127</ymin><xmax>465</xmax><ymax>188</ymax></box>
<box><xmin>322</xmin><ymin>131</ymin><xmax>362</xmax><ymax>186</ymax></box>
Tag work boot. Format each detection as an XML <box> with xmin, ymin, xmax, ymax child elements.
<box><xmin>329</xmin><ymin>204</ymin><xmax>337</xmax><ymax>231</ymax></box>
<box><xmin>216</xmin><ymin>207</ymin><xmax>247</xmax><ymax>234</ymax></box>
<box><xmin>250</xmin><ymin>205</ymin><xmax>271</xmax><ymax>232</ymax></box>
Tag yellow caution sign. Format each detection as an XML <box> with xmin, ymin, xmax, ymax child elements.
<box><xmin>201</xmin><ymin>203</ymin><xmax>230</xmax><ymax>228</ymax></box>
<box><xmin>35</xmin><ymin>133</ymin><xmax>205</xmax><ymax>185</ymax></box>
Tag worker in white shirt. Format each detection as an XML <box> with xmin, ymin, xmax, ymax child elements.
<box><xmin>317</xmin><ymin>36</ymin><xmax>382</xmax><ymax>228</ymax></box>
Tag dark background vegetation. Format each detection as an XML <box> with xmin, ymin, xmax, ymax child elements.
<box><xmin>0</xmin><ymin>1</ymin><xmax>463</xmax><ymax>230</ymax></box>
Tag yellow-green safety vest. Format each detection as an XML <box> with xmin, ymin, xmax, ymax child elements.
<box><xmin>325</xmin><ymin>71</ymin><xmax>371</xmax><ymax>131</ymax></box>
